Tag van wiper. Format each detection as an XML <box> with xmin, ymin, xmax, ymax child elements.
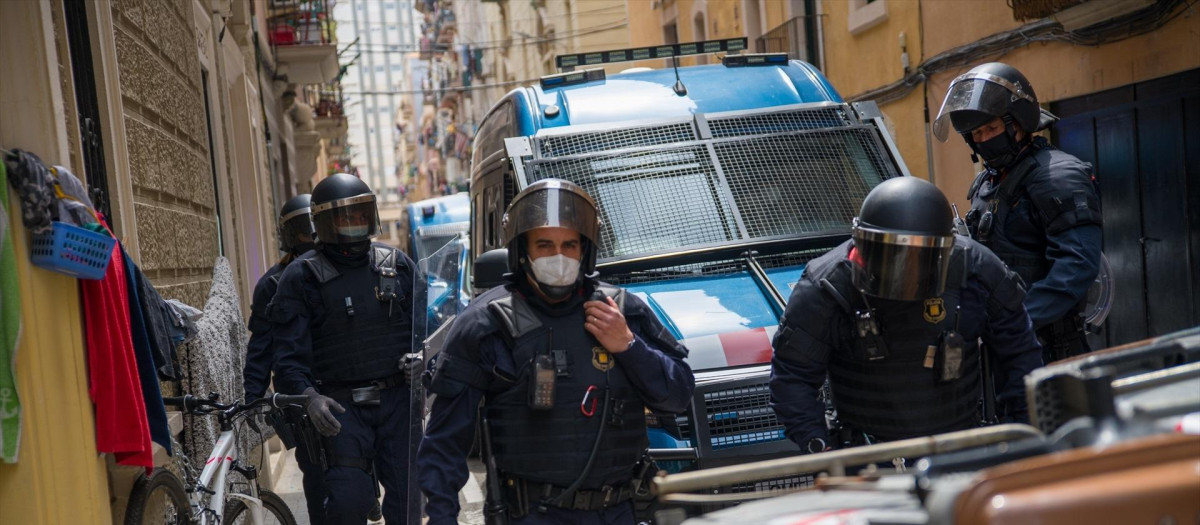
<box><xmin>743</xmin><ymin>251</ymin><xmax>786</xmax><ymax>317</ymax></box>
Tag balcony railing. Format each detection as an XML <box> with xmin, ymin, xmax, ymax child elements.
<box><xmin>268</xmin><ymin>0</ymin><xmax>335</xmax><ymax>46</ymax></box>
<box><xmin>756</xmin><ymin>15</ymin><xmax>820</xmax><ymax>70</ymax></box>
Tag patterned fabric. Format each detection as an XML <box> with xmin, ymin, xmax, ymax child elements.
<box><xmin>4</xmin><ymin>150</ymin><xmax>56</xmax><ymax>234</ymax></box>
<box><xmin>0</xmin><ymin>159</ymin><xmax>24</xmax><ymax>463</ymax></box>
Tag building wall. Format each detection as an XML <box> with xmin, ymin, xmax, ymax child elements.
<box><xmin>110</xmin><ymin>0</ymin><xmax>221</xmax><ymax>308</ymax></box>
<box><xmin>819</xmin><ymin>0</ymin><xmax>928</xmax><ymax>183</ymax></box>
<box><xmin>0</xmin><ymin>3</ymin><xmax>110</xmax><ymax>523</ymax></box>
<box><xmin>920</xmin><ymin>1</ymin><xmax>1200</xmax><ymax>211</ymax></box>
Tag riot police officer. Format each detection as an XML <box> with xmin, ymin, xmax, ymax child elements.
<box><xmin>270</xmin><ymin>174</ymin><xmax>421</xmax><ymax>524</ymax></box>
<box><xmin>242</xmin><ymin>193</ymin><xmax>326</xmax><ymax>523</ymax></box>
<box><xmin>934</xmin><ymin>62</ymin><xmax>1103</xmax><ymax>361</ymax></box>
<box><xmin>770</xmin><ymin>177</ymin><xmax>1042</xmax><ymax>453</ymax></box>
<box><xmin>418</xmin><ymin>179</ymin><xmax>694</xmax><ymax>525</ymax></box>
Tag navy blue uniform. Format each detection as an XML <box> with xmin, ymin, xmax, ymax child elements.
<box><xmin>770</xmin><ymin>238</ymin><xmax>1042</xmax><ymax>448</ymax></box>
<box><xmin>244</xmin><ymin>259</ymin><xmax>327</xmax><ymax>525</ymax></box>
<box><xmin>271</xmin><ymin>244</ymin><xmax>416</xmax><ymax>525</ymax></box>
<box><xmin>418</xmin><ymin>282</ymin><xmax>694</xmax><ymax>525</ymax></box>
<box><xmin>967</xmin><ymin>137</ymin><xmax>1102</xmax><ymax>359</ymax></box>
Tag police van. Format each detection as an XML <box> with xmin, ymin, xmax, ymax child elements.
<box><xmin>464</xmin><ymin>39</ymin><xmax>912</xmax><ymax>472</ymax></box>
<box><xmin>403</xmin><ymin>193</ymin><xmax>472</xmax><ymax>338</ymax></box>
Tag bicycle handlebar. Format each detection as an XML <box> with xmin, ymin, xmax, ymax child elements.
<box><xmin>164</xmin><ymin>392</ymin><xmax>309</xmax><ymax>417</ymax></box>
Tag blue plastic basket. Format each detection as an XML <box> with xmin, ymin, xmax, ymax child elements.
<box><xmin>30</xmin><ymin>221</ymin><xmax>116</xmax><ymax>280</ymax></box>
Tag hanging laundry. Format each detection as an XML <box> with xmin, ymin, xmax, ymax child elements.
<box><xmin>4</xmin><ymin>150</ymin><xmax>56</xmax><ymax>234</ymax></box>
<box><xmin>137</xmin><ymin>275</ymin><xmax>180</xmax><ymax>381</ymax></box>
<box><xmin>81</xmin><ymin>220</ymin><xmax>153</xmax><ymax>471</ymax></box>
<box><xmin>0</xmin><ymin>158</ymin><xmax>24</xmax><ymax>463</ymax></box>
<box><xmin>121</xmin><ymin>245</ymin><xmax>171</xmax><ymax>455</ymax></box>
<box><xmin>50</xmin><ymin>165</ymin><xmax>99</xmax><ymax>227</ymax></box>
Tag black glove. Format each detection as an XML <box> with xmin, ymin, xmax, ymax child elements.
<box><xmin>402</xmin><ymin>353</ymin><xmax>424</xmax><ymax>385</ymax></box>
<box><xmin>303</xmin><ymin>387</ymin><xmax>345</xmax><ymax>437</ymax></box>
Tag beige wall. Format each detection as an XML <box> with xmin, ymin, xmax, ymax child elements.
<box><xmin>109</xmin><ymin>0</ymin><xmax>222</xmax><ymax>308</ymax></box>
<box><xmin>819</xmin><ymin>0</ymin><xmax>928</xmax><ymax>182</ymax></box>
<box><xmin>921</xmin><ymin>1</ymin><xmax>1200</xmax><ymax>212</ymax></box>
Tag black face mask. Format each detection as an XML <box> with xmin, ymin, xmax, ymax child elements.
<box><xmin>972</xmin><ymin>129</ymin><xmax>1022</xmax><ymax>170</ymax></box>
<box><xmin>321</xmin><ymin>241</ymin><xmax>371</xmax><ymax>267</ymax></box>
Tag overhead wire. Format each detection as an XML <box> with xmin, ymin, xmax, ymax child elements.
<box><xmin>847</xmin><ymin>0</ymin><xmax>1193</xmax><ymax>106</ymax></box>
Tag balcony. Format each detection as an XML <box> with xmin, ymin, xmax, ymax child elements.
<box><xmin>269</xmin><ymin>0</ymin><xmax>339</xmax><ymax>84</ymax></box>
<box><xmin>757</xmin><ymin>16</ymin><xmax>820</xmax><ymax>70</ymax></box>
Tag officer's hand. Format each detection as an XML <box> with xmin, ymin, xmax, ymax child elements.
<box><xmin>584</xmin><ymin>297</ymin><xmax>635</xmax><ymax>354</ymax></box>
<box><xmin>302</xmin><ymin>387</ymin><xmax>345</xmax><ymax>436</ymax></box>
<box><xmin>402</xmin><ymin>353</ymin><xmax>423</xmax><ymax>385</ymax></box>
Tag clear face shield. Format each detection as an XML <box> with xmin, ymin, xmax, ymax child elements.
<box><xmin>502</xmin><ymin>183</ymin><xmax>600</xmax><ymax>248</ymax></box>
<box><xmin>851</xmin><ymin>220</ymin><xmax>955</xmax><ymax>301</ymax></box>
<box><xmin>933</xmin><ymin>74</ymin><xmax>1034</xmax><ymax>142</ymax></box>
<box><xmin>278</xmin><ymin>207</ymin><xmax>316</xmax><ymax>252</ymax></box>
<box><xmin>312</xmin><ymin>194</ymin><xmax>380</xmax><ymax>245</ymax></box>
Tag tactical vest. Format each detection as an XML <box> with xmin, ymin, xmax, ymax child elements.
<box><xmin>306</xmin><ymin>246</ymin><xmax>412</xmax><ymax>383</ymax></box>
<box><xmin>812</xmin><ymin>248</ymin><xmax>981</xmax><ymax>441</ymax></box>
<box><xmin>966</xmin><ymin>142</ymin><xmax>1049</xmax><ymax>287</ymax></box>
<box><xmin>484</xmin><ymin>286</ymin><xmax>647</xmax><ymax>489</ymax></box>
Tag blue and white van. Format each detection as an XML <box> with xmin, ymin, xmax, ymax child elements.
<box><xmin>465</xmin><ymin>40</ymin><xmax>911</xmax><ymax>472</ymax></box>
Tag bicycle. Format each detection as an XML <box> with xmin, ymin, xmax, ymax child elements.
<box><xmin>124</xmin><ymin>392</ymin><xmax>311</xmax><ymax>525</ymax></box>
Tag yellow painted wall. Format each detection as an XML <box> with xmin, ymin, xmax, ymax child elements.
<box><xmin>819</xmin><ymin>0</ymin><xmax>928</xmax><ymax>182</ymax></box>
<box><xmin>921</xmin><ymin>2</ymin><xmax>1200</xmax><ymax>212</ymax></box>
<box><xmin>0</xmin><ymin>1</ymin><xmax>112</xmax><ymax>521</ymax></box>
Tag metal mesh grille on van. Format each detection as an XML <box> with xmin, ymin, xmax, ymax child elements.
<box><xmin>518</xmin><ymin>104</ymin><xmax>897</xmax><ymax>261</ymax></box>
<box><xmin>706</xmin><ymin>105</ymin><xmax>851</xmax><ymax>138</ymax></box>
<box><xmin>704</xmin><ymin>382</ymin><xmax>787</xmax><ymax>449</ymax></box>
<box><xmin>536</xmin><ymin>121</ymin><xmax>698</xmax><ymax>157</ymax></box>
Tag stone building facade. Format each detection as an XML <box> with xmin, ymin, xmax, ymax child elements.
<box><xmin>0</xmin><ymin>0</ymin><xmax>346</xmax><ymax>522</ymax></box>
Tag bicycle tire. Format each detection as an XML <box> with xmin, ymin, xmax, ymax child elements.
<box><xmin>222</xmin><ymin>489</ymin><xmax>298</xmax><ymax>525</ymax></box>
<box><xmin>125</xmin><ymin>469</ymin><xmax>191</xmax><ymax>525</ymax></box>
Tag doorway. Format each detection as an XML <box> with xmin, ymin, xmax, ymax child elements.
<box><xmin>1052</xmin><ymin>68</ymin><xmax>1200</xmax><ymax>348</ymax></box>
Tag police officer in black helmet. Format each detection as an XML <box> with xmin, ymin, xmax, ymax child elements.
<box><xmin>770</xmin><ymin>177</ymin><xmax>1042</xmax><ymax>453</ymax></box>
<box><xmin>270</xmin><ymin>174</ymin><xmax>421</xmax><ymax>524</ymax></box>
<box><xmin>934</xmin><ymin>62</ymin><xmax>1103</xmax><ymax>362</ymax></box>
<box><xmin>418</xmin><ymin>179</ymin><xmax>694</xmax><ymax>524</ymax></box>
<box><xmin>242</xmin><ymin>193</ymin><xmax>328</xmax><ymax>523</ymax></box>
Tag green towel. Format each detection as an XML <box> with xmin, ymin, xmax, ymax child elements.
<box><xmin>0</xmin><ymin>160</ymin><xmax>23</xmax><ymax>463</ymax></box>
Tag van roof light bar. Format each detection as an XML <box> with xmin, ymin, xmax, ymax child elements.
<box><xmin>539</xmin><ymin>68</ymin><xmax>607</xmax><ymax>90</ymax></box>
<box><xmin>555</xmin><ymin>37</ymin><xmax>748</xmax><ymax>72</ymax></box>
<box><xmin>722</xmin><ymin>53</ymin><xmax>790</xmax><ymax>67</ymax></box>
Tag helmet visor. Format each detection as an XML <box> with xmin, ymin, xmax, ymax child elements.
<box><xmin>278</xmin><ymin>207</ymin><xmax>316</xmax><ymax>252</ymax></box>
<box><xmin>503</xmin><ymin>185</ymin><xmax>599</xmax><ymax>246</ymax></box>
<box><xmin>313</xmin><ymin>194</ymin><xmax>379</xmax><ymax>245</ymax></box>
<box><xmin>852</xmin><ymin>224</ymin><xmax>954</xmax><ymax>301</ymax></box>
<box><xmin>933</xmin><ymin>75</ymin><xmax>1025</xmax><ymax>141</ymax></box>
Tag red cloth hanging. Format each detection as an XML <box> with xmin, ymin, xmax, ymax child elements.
<box><xmin>81</xmin><ymin>222</ymin><xmax>153</xmax><ymax>471</ymax></box>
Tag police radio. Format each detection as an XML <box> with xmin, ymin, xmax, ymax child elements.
<box><xmin>529</xmin><ymin>328</ymin><xmax>556</xmax><ymax>410</ymax></box>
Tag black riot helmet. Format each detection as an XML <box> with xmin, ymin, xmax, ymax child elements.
<box><xmin>310</xmin><ymin>173</ymin><xmax>379</xmax><ymax>248</ymax></box>
<box><xmin>933</xmin><ymin>63</ymin><xmax>1058</xmax><ymax>169</ymax></box>
<box><xmin>851</xmin><ymin>177</ymin><xmax>956</xmax><ymax>301</ymax></box>
<box><xmin>501</xmin><ymin>179</ymin><xmax>601</xmax><ymax>295</ymax></box>
<box><xmin>278</xmin><ymin>193</ymin><xmax>316</xmax><ymax>254</ymax></box>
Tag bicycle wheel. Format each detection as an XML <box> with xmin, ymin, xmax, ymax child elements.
<box><xmin>125</xmin><ymin>469</ymin><xmax>191</xmax><ymax>525</ymax></box>
<box><xmin>222</xmin><ymin>489</ymin><xmax>298</xmax><ymax>525</ymax></box>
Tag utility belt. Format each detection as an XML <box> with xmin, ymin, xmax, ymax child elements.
<box><xmin>1036</xmin><ymin>314</ymin><xmax>1087</xmax><ymax>363</ymax></box>
<box><xmin>318</xmin><ymin>371</ymin><xmax>410</xmax><ymax>405</ymax></box>
<box><xmin>501</xmin><ymin>477</ymin><xmax>635</xmax><ymax>517</ymax></box>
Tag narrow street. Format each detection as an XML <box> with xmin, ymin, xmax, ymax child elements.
<box><xmin>273</xmin><ymin>448</ymin><xmax>488</xmax><ymax>525</ymax></box>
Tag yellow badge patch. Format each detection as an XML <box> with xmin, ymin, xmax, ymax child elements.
<box><xmin>924</xmin><ymin>297</ymin><xmax>946</xmax><ymax>324</ymax></box>
<box><xmin>592</xmin><ymin>346</ymin><xmax>614</xmax><ymax>372</ymax></box>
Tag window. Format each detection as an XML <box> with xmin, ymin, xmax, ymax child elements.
<box><xmin>392</xmin><ymin>64</ymin><xmax>403</xmax><ymax>72</ymax></box>
<box><xmin>849</xmin><ymin>0</ymin><xmax>887</xmax><ymax>34</ymax></box>
<box><xmin>385</xmin><ymin>1</ymin><xmax>395</xmax><ymax>8</ymax></box>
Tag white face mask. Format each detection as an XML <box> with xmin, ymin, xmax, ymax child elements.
<box><xmin>530</xmin><ymin>254</ymin><xmax>580</xmax><ymax>287</ymax></box>
<box><xmin>337</xmin><ymin>224</ymin><xmax>370</xmax><ymax>238</ymax></box>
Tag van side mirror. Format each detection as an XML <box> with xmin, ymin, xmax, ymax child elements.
<box><xmin>473</xmin><ymin>249</ymin><xmax>509</xmax><ymax>292</ymax></box>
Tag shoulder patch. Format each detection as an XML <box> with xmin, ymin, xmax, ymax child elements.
<box><xmin>302</xmin><ymin>253</ymin><xmax>341</xmax><ymax>284</ymax></box>
<box><xmin>487</xmin><ymin>294</ymin><xmax>544</xmax><ymax>339</ymax></box>
<box><xmin>370</xmin><ymin>245</ymin><xmax>397</xmax><ymax>272</ymax></box>
<box><xmin>596</xmin><ymin>284</ymin><xmax>628</xmax><ymax>312</ymax></box>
